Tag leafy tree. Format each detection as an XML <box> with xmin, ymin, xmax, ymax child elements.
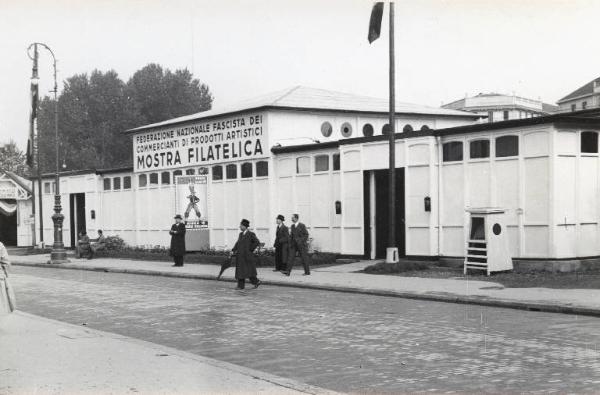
<box><xmin>0</xmin><ymin>140</ymin><xmax>29</xmax><ymax>177</ymax></box>
<box><xmin>126</xmin><ymin>64</ymin><xmax>213</xmax><ymax>124</ymax></box>
<box><xmin>36</xmin><ymin>64</ymin><xmax>212</xmax><ymax>172</ymax></box>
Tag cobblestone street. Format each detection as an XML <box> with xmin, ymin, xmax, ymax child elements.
<box><xmin>10</xmin><ymin>266</ymin><xmax>600</xmax><ymax>394</ymax></box>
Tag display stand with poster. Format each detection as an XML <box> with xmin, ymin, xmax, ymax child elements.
<box><xmin>175</xmin><ymin>174</ymin><xmax>209</xmax><ymax>251</ymax></box>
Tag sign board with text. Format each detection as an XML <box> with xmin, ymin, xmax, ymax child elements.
<box><xmin>133</xmin><ymin>113</ymin><xmax>267</xmax><ymax>172</ymax></box>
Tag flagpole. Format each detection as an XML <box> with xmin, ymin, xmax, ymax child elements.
<box><xmin>31</xmin><ymin>44</ymin><xmax>38</xmax><ymax>247</ymax></box>
<box><xmin>386</xmin><ymin>1</ymin><xmax>398</xmax><ymax>263</ymax></box>
<box><xmin>27</xmin><ymin>43</ymin><xmax>44</xmax><ymax>247</ymax></box>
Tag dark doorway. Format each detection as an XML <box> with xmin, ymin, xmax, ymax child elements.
<box><xmin>0</xmin><ymin>199</ymin><xmax>18</xmax><ymax>246</ymax></box>
<box><xmin>69</xmin><ymin>193</ymin><xmax>86</xmax><ymax>248</ymax></box>
<box><xmin>363</xmin><ymin>169</ymin><xmax>405</xmax><ymax>259</ymax></box>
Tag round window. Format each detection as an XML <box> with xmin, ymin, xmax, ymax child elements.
<box><xmin>420</xmin><ymin>125</ymin><xmax>431</xmax><ymax>132</ymax></box>
<box><xmin>362</xmin><ymin>123</ymin><xmax>374</xmax><ymax>137</ymax></box>
<box><xmin>341</xmin><ymin>122</ymin><xmax>353</xmax><ymax>138</ymax></box>
<box><xmin>321</xmin><ymin>122</ymin><xmax>333</xmax><ymax>137</ymax></box>
<box><xmin>493</xmin><ymin>223</ymin><xmax>501</xmax><ymax>235</ymax></box>
<box><xmin>403</xmin><ymin>124</ymin><xmax>414</xmax><ymax>133</ymax></box>
<box><xmin>382</xmin><ymin>123</ymin><xmax>392</xmax><ymax>135</ymax></box>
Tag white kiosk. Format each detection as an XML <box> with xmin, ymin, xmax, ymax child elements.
<box><xmin>465</xmin><ymin>208</ymin><xmax>513</xmax><ymax>275</ymax></box>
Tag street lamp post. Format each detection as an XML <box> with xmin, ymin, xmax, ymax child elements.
<box><xmin>28</xmin><ymin>42</ymin><xmax>68</xmax><ymax>264</ymax></box>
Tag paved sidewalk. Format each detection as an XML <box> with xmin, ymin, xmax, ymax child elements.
<box><xmin>0</xmin><ymin>311</ymin><xmax>338</xmax><ymax>395</ymax></box>
<box><xmin>10</xmin><ymin>253</ymin><xmax>600</xmax><ymax>317</ymax></box>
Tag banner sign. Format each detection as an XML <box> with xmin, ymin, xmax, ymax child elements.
<box><xmin>175</xmin><ymin>175</ymin><xmax>208</xmax><ymax>230</ymax></box>
<box><xmin>133</xmin><ymin>113</ymin><xmax>266</xmax><ymax>172</ymax></box>
<box><xmin>0</xmin><ymin>181</ymin><xmax>17</xmax><ymax>199</ymax></box>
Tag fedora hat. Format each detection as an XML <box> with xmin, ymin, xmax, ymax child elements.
<box><xmin>174</xmin><ymin>214</ymin><xmax>183</xmax><ymax>220</ymax></box>
<box><xmin>240</xmin><ymin>218</ymin><xmax>250</xmax><ymax>227</ymax></box>
<box><xmin>276</xmin><ymin>214</ymin><xmax>285</xmax><ymax>221</ymax></box>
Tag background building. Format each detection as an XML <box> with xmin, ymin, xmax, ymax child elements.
<box><xmin>442</xmin><ymin>93</ymin><xmax>558</xmax><ymax>122</ymax></box>
<box><xmin>23</xmin><ymin>87</ymin><xmax>600</xmax><ymax>269</ymax></box>
<box><xmin>557</xmin><ymin>77</ymin><xmax>600</xmax><ymax>112</ymax></box>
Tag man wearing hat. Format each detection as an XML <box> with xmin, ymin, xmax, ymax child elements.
<box><xmin>273</xmin><ymin>214</ymin><xmax>289</xmax><ymax>272</ymax></box>
<box><xmin>231</xmin><ymin>219</ymin><xmax>261</xmax><ymax>290</ymax></box>
<box><xmin>169</xmin><ymin>214</ymin><xmax>186</xmax><ymax>267</ymax></box>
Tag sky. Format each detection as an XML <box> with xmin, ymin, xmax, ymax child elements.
<box><xmin>1</xmin><ymin>0</ymin><xmax>600</xmax><ymax>150</ymax></box>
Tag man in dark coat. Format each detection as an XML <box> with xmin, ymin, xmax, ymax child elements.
<box><xmin>273</xmin><ymin>214</ymin><xmax>289</xmax><ymax>272</ymax></box>
<box><xmin>169</xmin><ymin>214</ymin><xmax>186</xmax><ymax>267</ymax></box>
<box><xmin>231</xmin><ymin>219</ymin><xmax>261</xmax><ymax>290</ymax></box>
<box><xmin>283</xmin><ymin>213</ymin><xmax>311</xmax><ymax>276</ymax></box>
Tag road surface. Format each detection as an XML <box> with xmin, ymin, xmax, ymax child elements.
<box><xmin>10</xmin><ymin>265</ymin><xmax>600</xmax><ymax>393</ymax></box>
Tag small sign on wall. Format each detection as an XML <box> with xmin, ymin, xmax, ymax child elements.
<box><xmin>175</xmin><ymin>175</ymin><xmax>209</xmax><ymax>250</ymax></box>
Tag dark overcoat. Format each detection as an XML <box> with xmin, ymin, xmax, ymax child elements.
<box><xmin>232</xmin><ymin>230</ymin><xmax>259</xmax><ymax>279</ymax></box>
<box><xmin>290</xmin><ymin>222</ymin><xmax>309</xmax><ymax>249</ymax></box>
<box><xmin>170</xmin><ymin>222</ymin><xmax>186</xmax><ymax>256</ymax></box>
<box><xmin>274</xmin><ymin>224</ymin><xmax>289</xmax><ymax>264</ymax></box>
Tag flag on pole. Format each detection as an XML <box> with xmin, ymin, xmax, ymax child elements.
<box><xmin>27</xmin><ymin>44</ymin><xmax>39</xmax><ymax>168</ymax></box>
<box><xmin>27</xmin><ymin>79</ymin><xmax>38</xmax><ymax>167</ymax></box>
<box><xmin>368</xmin><ymin>2</ymin><xmax>384</xmax><ymax>43</ymax></box>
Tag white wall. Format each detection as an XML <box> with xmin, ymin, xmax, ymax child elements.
<box><xmin>267</xmin><ymin>110</ymin><xmax>476</xmax><ymax>146</ymax></box>
<box><xmin>553</xmin><ymin>129</ymin><xmax>600</xmax><ymax>258</ymax></box>
<box><xmin>437</xmin><ymin>126</ymin><xmax>552</xmax><ymax>258</ymax></box>
<box><xmin>208</xmin><ymin>160</ymin><xmax>271</xmax><ymax>250</ymax></box>
<box><xmin>16</xmin><ymin>199</ymin><xmax>33</xmax><ymax>246</ymax></box>
<box><xmin>274</xmin><ymin>150</ymin><xmax>342</xmax><ymax>253</ymax></box>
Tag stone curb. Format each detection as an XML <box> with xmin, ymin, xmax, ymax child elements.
<box><xmin>12</xmin><ymin>311</ymin><xmax>341</xmax><ymax>395</ymax></box>
<box><xmin>12</xmin><ymin>261</ymin><xmax>600</xmax><ymax>318</ymax></box>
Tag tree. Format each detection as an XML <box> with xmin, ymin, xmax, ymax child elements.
<box><xmin>126</xmin><ymin>63</ymin><xmax>213</xmax><ymax>125</ymax></box>
<box><xmin>35</xmin><ymin>64</ymin><xmax>213</xmax><ymax>172</ymax></box>
<box><xmin>0</xmin><ymin>140</ymin><xmax>29</xmax><ymax>177</ymax></box>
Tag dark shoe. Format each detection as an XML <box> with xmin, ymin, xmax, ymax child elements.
<box><xmin>253</xmin><ymin>280</ymin><xmax>262</xmax><ymax>289</ymax></box>
<box><xmin>272</xmin><ymin>269</ymin><xmax>280</xmax><ymax>271</ymax></box>
<box><xmin>281</xmin><ymin>271</ymin><xmax>290</xmax><ymax>276</ymax></box>
<box><xmin>303</xmin><ymin>273</ymin><xmax>310</xmax><ymax>276</ymax></box>
<box><xmin>235</xmin><ymin>287</ymin><xmax>244</xmax><ymax>290</ymax></box>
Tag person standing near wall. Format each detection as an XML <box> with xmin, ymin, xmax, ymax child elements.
<box><xmin>0</xmin><ymin>240</ymin><xmax>16</xmax><ymax>316</ymax></box>
<box><xmin>282</xmin><ymin>213</ymin><xmax>311</xmax><ymax>276</ymax></box>
<box><xmin>170</xmin><ymin>214</ymin><xmax>186</xmax><ymax>267</ymax></box>
<box><xmin>273</xmin><ymin>214</ymin><xmax>289</xmax><ymax>272</ymax></box>
<box><xmin>232</xmin><ymin>219</ymin><xmax>261</xmax><ymax>290</ymax></box>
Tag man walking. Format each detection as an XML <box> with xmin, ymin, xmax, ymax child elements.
<box><xmin>282</xmin><ymin>213</ymin><xmax>311</xmax><ymax>276</ymax></box>
<box><xmin>169</xmin><ymin>214</ymin><xmax>186</xmax><ymax>267</ymax></box>
<box><xmin>232</xmin><ymin>219</ymin><xmax>262</xmax><ymax>290</ymax></box>
<box><xmin>273</xmin><ymin>214</ymin><xmax>289</xmax><ymax>272</ymax></box>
